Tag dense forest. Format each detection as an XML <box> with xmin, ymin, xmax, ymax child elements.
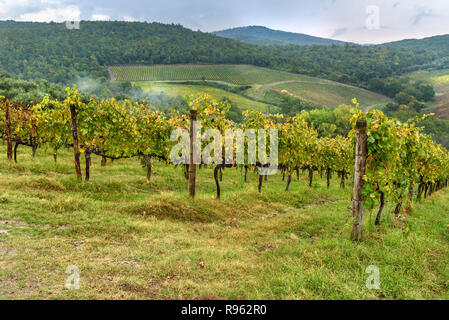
<box><xmin>385</xmin><ymin>34</ymin><xmax>449</xmax><ymax>52</ymax></box>
<box><xmin>0</xmin><ymin>20</ymin><xmax>448</xmax><ymax>95</ymax></box>
<box><xmin>213</xmin><ymin>26</ymin><xmax>348</xmax><ymax>46</ymax></box>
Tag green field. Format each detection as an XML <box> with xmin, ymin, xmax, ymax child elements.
<box><xmin>133</xmin><ymin>82</ymin><xmax>271</xmax><ymax>112</ymax></box>
<box><xmin>266</xmin><ymin>81</ymin><xmax>390</xmax><ymax>109</ymax></box>
<box><xmin>1</xmin><ymin>145</ymin><xmax>449</xmax><ymax>299</ymax></box>
<box><xmin>110</xmin><ymin>64</ymin><xmax>391</xmax><ymax>109</ymax></box>
<box><xmin>407</xmin><ymin>69</ymin><xmax>449</xmax><ymax>119</ymax></box>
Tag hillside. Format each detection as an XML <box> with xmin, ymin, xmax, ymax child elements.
<box><xmin>384</xmin><ymin>34</ymin><xmax>449</xmax><ymax>51</ymax></box>
<box><xmin>212</xmin><ymin>26</ymin><xmax>347</xmax><ymax>46</ymax></box>
<box><xmin>407</xmin><ymin>69</ymin><xmax>449</xmax><ymax>119</ymax></box>
<box><xmin>133</xmin><ymin>82</ymin><xmax>271</xmax><ymax>112</ymax></box>
<box><xmin>1</xmin><ymin>145</ymin><xmax>449</xmax><ymax>299</ymax></box>
<box><xmin>384</xmin><ymin>34</ymin><xmax>449</xmax><ymax>70</ymax></box>
<box><xmin>0</xmin><ymin>20</ymin><xmax>287</xmax><ymax>83</ymax></box>
<box><xmin>110</xmin><ymin>64</ymin><xmax>391</xmax><ymax>109</ymax></box>
<box><xmin>263</xmin><ymin>80</ymin><xmax>390</xmax><ymax>109</ymax></box>
<box><xmin>0</xmin><ymin>21</ymin><xmax>440</xmax><ymax>92</ymax></box>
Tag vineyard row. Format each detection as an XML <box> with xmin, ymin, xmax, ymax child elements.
<box><xmin>1</xmin><ymin>90</ymin><xmax>448</xmax><ymax>240</ymax></box>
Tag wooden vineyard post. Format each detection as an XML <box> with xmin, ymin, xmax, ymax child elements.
<box><xmin>308</xmin><ymin>167</ymin><xmax>313</xmax><ymax>187</ymax></box>
<box><xmin>351</xmin><ymin>119</ymin><xmax>367</xmax><ymax>241</ymax></box>
<box><xmin>189</xmin><ymin>109</ymin><xmax>198</xmax><ymax>198</ymax></box>
<box><xmin>146</xmin><ymin>154</ymin><xmax>152</xmax><ymax>183</ymax></box>
<box><xmin>5</xmin><ymin>99</ymin><xmax>13</xmax><ymax>162</ymax></box>
<box><xmin>258</xmin><ymin>173</ymin><xmax>263</xmax><ymax>192</ymax></box>
<box><xmin>85</xmin><ymin>150</ymin><xmax>91</xmax><ymax>181</ymax></box>
<box><xmin>69</xmin><ymin>102</ymin><xmax>82</xmax><ymax>179</ymax></box>
<box><xmin>214</xmin><ymin>164</ymin><xmax>223</xmax><ymax>199</ymax></box>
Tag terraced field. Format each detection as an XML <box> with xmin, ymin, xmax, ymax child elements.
<box><xmin>110</xmin><ymin>64</ymin><xmax>391</xmax><ymax>109</ymax></box>
<box><xmin>407</xmin><ymin>69</ymin><xmax>449</xmax><ymax>119</ymax></box>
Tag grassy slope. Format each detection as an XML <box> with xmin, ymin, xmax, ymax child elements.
<box><xmin>407</xmin><ymin>69</ymin><xmax>449</xmax><ymax>119</ymax></box>
<box><xmin>110</xmin><ymin>65</ymin><xmax>391</xmax><ymax>109</ymax></box>
<box><xmin>266</xmin><ymin>81</ymin><xmax>389</xmax><ymax>109</ymax></box>
<box><xmin>1</xmin><ymin>145</ymin><xmax>449</xmax><ymax>299</ymax></box>
<box><xmin>133</xmin><ymin>82</ymin><xmax>271</xmax><ymax>112</ymax></box>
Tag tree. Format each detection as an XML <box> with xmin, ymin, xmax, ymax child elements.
<box><xmin>394</xmin><ymin>91</ymin><xmax>413</xmax><ymax>105</ymax></box>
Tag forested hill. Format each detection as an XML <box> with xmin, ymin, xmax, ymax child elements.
<box><xmin>384</xmin><ymin>34</ymin><xmax>449</xmax><ymax>51</ymax></box>
<box><xmin>0</xmin><ymin>20</ymin><xmax>282</xmax><ymax>83</ymax></box>
<box><xmin>383</xmin><ymin>34</ymin><xmax>449</xmax><ymax>69</ymax></box>
<box><xmin>0</xmin><ymin>20</ymin><xmax>445</xmax><ymax>89</ymax></box>
<box><xmin>213</xmin><ymin>26</ymin><xmax>347</xmax><ymax>46</ymax></box>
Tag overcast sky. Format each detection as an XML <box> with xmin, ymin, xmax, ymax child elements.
<box><xmin>1</xmin><ymin>0</ymin><xmax>448</xmax><ymax>44</ymax></box>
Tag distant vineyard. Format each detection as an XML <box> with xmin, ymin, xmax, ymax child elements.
<box><xmin>109</xmin><ymin>64</ymin><xmax>391</xmax><ymax>108</ymax></box>
<box><xmin>109</xmin><ymin>65</ymin><xmax>250</xmax><ymax>85</ymax></box>
<box><xmin>108</xmin><ymin>64</ymin><xmax>338</xmax><ymax>85</ymax></box>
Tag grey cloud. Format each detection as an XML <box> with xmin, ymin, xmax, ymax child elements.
<box><xmin>412</xmin><ymin>9</ymin><xmax>434</xmax><ymax>25</ymax></box>
<box><xmin>331</xmin><ymin>27</ymin><xmax>347</xmax><ymax>38</ymax></box>
<box><xmin>0</xmin><ymin>0</ymin><xmax>449</xmax><ymax>44</ymax></box>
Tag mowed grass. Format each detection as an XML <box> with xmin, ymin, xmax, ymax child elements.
<box><xmin>133</xmin><ymin>82</ymin><xmax>271</xmax><ymax>112</ymax></box>
<box><xmin>110</xmin><ymin>64</ymin><xmax>391</xmax><ymax>109</ymax></box>
<box><xmin>1</xmin><ymin>144</ymin><xmax>449</xmax><ymax>300</ymax></box>
<box><xmin>407</xmin><ymin>69</ymin><xmax>449</xmax><ymax>119</ymax></box>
